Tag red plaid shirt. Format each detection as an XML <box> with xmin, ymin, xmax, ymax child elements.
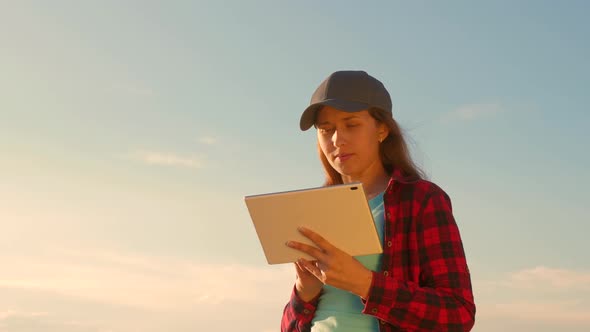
<box><xmin>281</xmin><ymin>170</ymin><xmax>476</xmax><ymax>331</ymax></box>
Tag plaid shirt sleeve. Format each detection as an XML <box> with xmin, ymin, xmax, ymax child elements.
<box><xmin>280</xmin><ymin>286</ymin><xmax>321</xmax><ymax>332</ymax></box>
<box><xmin>362</xmin><ymin>185</ymin><xmax>476</xmax><ymax>332</ymax></box>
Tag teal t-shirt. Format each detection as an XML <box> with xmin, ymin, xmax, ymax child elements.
<box><xmin>311</xmin><ymin>192</ymin><xmax>385</xmax><ymax>332</ymax></box>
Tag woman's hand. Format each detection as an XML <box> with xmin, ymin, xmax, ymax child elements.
<box><xmin>294</xmin><ymin>259</ymin><xmax>323</xmax><ymax>302</ymax></box>
<box><xmin>287</xmin><ymin>227</ymin><xmax>374</xmax><ymax>299</ymax></box>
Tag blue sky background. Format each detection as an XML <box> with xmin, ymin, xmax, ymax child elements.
<box><xmin>1</xmin><ymin>1</ymin><xmax>589</xmax><ymax>331</ymax></box>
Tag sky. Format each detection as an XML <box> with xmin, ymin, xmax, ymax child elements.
<box><xmin>0</xmin><ymin>1</ymin><xmax>589</xmax><ymax>331</ymax></box>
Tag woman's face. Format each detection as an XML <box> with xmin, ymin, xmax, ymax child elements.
<box><xmin>316</xmin><ymin>106</ymin><xmax>388</xmax><ymax>180</ymax></box>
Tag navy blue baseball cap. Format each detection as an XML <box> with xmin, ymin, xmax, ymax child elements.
<box><xmin>299</xmin><ymin>70</ymin><xmax>393</xmax><ymax>131</ymax></box>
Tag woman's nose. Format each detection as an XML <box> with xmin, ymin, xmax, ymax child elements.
<box><xmin>332</xmin><ymin>129</ymin><xmax>346</xmax><ymax>147</ymax></box>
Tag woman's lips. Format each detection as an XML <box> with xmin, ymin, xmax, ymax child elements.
<box><xmin>336</xmin><ymin>153</ymin><xmax>353</xmax><ymax>162</ymax></box>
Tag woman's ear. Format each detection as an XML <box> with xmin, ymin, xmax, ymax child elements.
<box><xmin>378</xmin><ymin>123</ymin><xmax>389</xmax><ymax>142</ymax></box>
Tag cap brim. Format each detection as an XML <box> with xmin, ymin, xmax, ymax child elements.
<box><xmin>299</xmin><ymin>99</ymin><xmax>369</xmax><ymax>131</ymax></box>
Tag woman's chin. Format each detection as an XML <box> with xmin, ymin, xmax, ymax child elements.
<box><xmin>335</xmin><ymin>167</ymin><xmax>360</xmax><ymax>179</ymax></box>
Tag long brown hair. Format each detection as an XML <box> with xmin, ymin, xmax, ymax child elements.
<box><xmin>317</xmin><ymin>107</ymin><xmax>425</xmax><ymax>186</ymax></box>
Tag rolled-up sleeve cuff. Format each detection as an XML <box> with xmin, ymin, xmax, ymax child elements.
<box><xmin>362</xmin><ymin>271</ymin><xmax>406</xmax><ymax>319</ymax></box>
<box><xmin>290</xmin><ymin>286</ymin><xmax>321</xmax><ymax>316</ymax></box>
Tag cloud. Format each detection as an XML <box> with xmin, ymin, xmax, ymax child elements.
<box><xmin>0</xmin><ymin>249</ymin><xmax>293</xmax><ymax>312</ymax></box>
<box><xmin>130</xmin><ymin>150</ymin><xmax>204</xmax><ymax>169</ymax></box>
<box><xmin>483</xmin><ymin>300</ymin><xmax>590</xmax><ymax>324</ymax></box>
<box><xmin>0</xmin><ymin>310</ymin><xmax>48</xmax><ymax>320</ymax></box>
<box><xmin>476</xmin><ymin>266</ymin><xmax>590</xmax><ymax>325</ymax></box>
<box><xmin>5</xmin><ymin>251</ymin><xmax>588</xmax><ymax>330</ymax></box>
<box><xmin>479</xmin><ymin>266</ymin><xmax>590</xmax><ymax>292</ymax></box>
<box><xmin>0</xmin><ymin>249</ymin><xmax>293</xmax><ymax>331</ymax></box>
<box><xmin>198</xmin><ymin>136</ymin><xmax>217</xmax><ymax>145</ymax></box>
<box><xmin>0</xmin><ymin>310</ymin><xmax>102</xmax><ymax>332</ymax></box>
<box><xmin>443</xmin><ymin>103</ymin><xmax>503</xmax><ymax>121</ymax></box>
<box><xmin>508</xmin><ymin>266</ymin><xmax>590</xmax><ymax>291</ymax></box>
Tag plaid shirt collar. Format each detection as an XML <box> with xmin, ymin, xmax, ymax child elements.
<box><xmin>388</xmin><ymin>167</ymin><xmax>420</xmax><ymax>186</ymax></box>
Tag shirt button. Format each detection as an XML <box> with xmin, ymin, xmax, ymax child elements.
<box><xmin>371</xmin><ymin>308</ymin><xmax>378</xmax><ymax>314</ymax></box>
<box><xmin>380</xmin><ymin>319</ymin><xmax>386</xmax><ymax>324</ymax></box>
<box><xmin>383</xmin><ymin>271</ymin><xmax>389</xmax><ymax>277</ymax></box>
<box><xmin>387</xmin><ymin>241</ymin><xmax>392</xmax><ymax>247</ymax></box>
<box><xmin>303</xmin><ymin>309</ymin><xmax>310</xmax><ymax>314</ymax></box>
<box><xmin>386</xmin><ymin>212</ymin><xmax>391</xmax><ymax>219</ymax></box>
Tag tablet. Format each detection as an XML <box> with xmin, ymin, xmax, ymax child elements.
<box><xmin>244</xmin><ymin>182</ymin><xmax>383</xmax><ymax>264</ymax></box>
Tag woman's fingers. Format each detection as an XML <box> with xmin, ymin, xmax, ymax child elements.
<box><xmin>287</xmin><ymin>240</ymin><xmax>327</xmax><ymax>261</ymax></box>
<box><xmin>295</xmin><ymin>261</ymin><xmax>311</xmax><ymax>276</ymax></box>
<box><xmin>287</xmin><ymin>228</ymin><xmax>347</xmax><ymax>282</ymax></box>
<box><xmin>295</xmin><ymin>260</ymin><xmax>319</xmax><ymax>275</ymax></box>
<box><xmin>294</xmin><ymin>261</ymin><xmax>304</xmax><ymax>276</ymax></box>
<box><xmin>298</xmin><ymin>258</ymin><xmax>323</xmax><ymax>279</ymax></box>
<box><xmin>297</xmin><ymin>227</ymin><xmax>335</xmax><ymax>253</ymax></box>
<box><xmin>286</xmin><ymin>227</ymin><xmax>337</xmax><ymax>261</ymax></box>
<box><xmin>290</xmin><ymin>229</ymin><xmax>370</xmax><ymax>295</ymax></box>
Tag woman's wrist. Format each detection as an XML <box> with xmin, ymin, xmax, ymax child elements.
<box><xmin>356</xmin><ymin>269</ymin><xmax>374</xmax><ymax>300</ymax></box>
<box><xmin>296</xmin><ymin>285</ymin><xmax>322</xmax><ymax>303</ymax></box>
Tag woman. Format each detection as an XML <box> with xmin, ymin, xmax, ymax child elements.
<box><xmin>281</xmin><ymin>71</ymin><xmax>475</xmax><ymax>332</ymax></box>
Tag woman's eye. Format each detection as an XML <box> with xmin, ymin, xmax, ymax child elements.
<box><xmin>319</xmin><ymin>128</ymin><xmax>334</xmax><ymax>134</ymax></box>
<box><xmin>346</xmin><ymin>123</ymin><xmax>359</xmax><ymax>128</ymax></box>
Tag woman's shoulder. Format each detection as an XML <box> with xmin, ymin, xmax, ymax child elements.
<box><xmin>386</xmin><ymin>176</ymin><xmax>455</xmax><ymax>218</ymax></box>
<box><xmin>416</xmin><ymin>179</ymin><xmax>452</xmax><ymax>206</ymax></box>
<box><xmin>390</xmin><ymin>173</ymin><xmax>451</xmax><ymax>203</ymax></box>
<box><xmin>415</xmin><ymin>178</ymin><xmax>448</xmax><ymax>195</ymax></box>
